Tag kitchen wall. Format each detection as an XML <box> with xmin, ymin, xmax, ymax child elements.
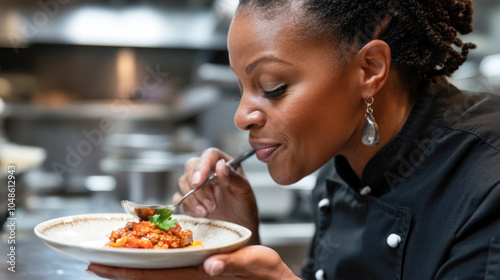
<box><xmin>0</xmin><ymin>0</ymin><xmax>237</xmax><ymax>197</ymax></box>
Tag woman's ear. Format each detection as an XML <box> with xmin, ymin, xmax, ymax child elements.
<box><xmin>356</xmin><ymin>39</ymin><xmax>391</xmax><ymax>99</ymax></box>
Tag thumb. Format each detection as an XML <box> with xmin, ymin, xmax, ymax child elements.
<box><xmin>202</xmin><ymin>246</ymin><xmax>287</xmax><ymax>278</ymax></box>
<box><xmin>203</xmin><ymin>254</ymin><xmax>230</xmax><ymax>277</ymax></box>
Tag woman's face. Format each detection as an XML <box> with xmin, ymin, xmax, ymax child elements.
<box><xmin>228</xmin><ymin>9</ymin><xmax>365</xmax><ymax>185</ymax></box>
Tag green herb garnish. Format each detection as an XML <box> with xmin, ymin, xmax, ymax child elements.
<box><xmin>148</xmin><ymin>209</ymin><xmax>178</xmax><ymax>230</ymax></box>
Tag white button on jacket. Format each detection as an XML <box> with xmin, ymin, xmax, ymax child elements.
<box><xmin>318</xmin><ymin>198</ymin><xmax>330</xmax><ymax>211</ymax></box>
<box><xmin>387</xmin><ymin>233</ymin><xmax>402</xmax><ymax>248</ymax></box>
<box><xmin>315</xmin><ymin>269</ymin><xmax>325</xmax><ymax>280</ymax></box>
<box><xmin>360</xmin><ymin>186</ymin><xmax>372</xmax><ymax>195</ymax></box>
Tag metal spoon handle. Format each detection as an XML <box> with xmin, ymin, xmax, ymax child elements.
<box><xmin>174</xmin><ymin>173</ymin><xmax>217</xmax><ymax>209</ymax></box>
<box><xmin>173</xmin><ymin>148</ymin><xmax>256</xmax><ymax>210</ymax></box>
<box><xmin>227</xmin><ymin>148</ymin><xmax>256</xmax><ymax>169</ymax></box>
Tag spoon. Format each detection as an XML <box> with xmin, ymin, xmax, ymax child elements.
<box><xmin>121</xmin><ymin>148</ymin><xmax>256</xmax><ymax>220</ymax></box>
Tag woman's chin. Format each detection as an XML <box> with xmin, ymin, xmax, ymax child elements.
<box><xmin>267</xmin><ymin>166</ymin><xmax>303</xmax><ymax>186</ymax></box>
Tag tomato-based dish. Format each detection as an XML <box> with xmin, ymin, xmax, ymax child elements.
<box><xmin>106</xmin><ymin>208</ymin><xmax>203</xmax><ymax>249</ymax></box>
<box><xmin>106</xmin><ymin>220</ymin><xmax>194</xmax><ymax>249</ymax></box>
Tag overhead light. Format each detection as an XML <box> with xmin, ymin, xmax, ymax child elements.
<box><xmin>63</xmin><ymin>6</ymin><xmax>165</xmax><ymax>47</ymax></box>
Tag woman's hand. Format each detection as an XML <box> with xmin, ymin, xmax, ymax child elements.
<box><xmin>174</xmin><ymin>148</ymin><xmax>260</xmax><ymax>244</ymax></box>
<box><xmin>87</xmin><ymin>245</ymin><xmax>300</xmax><ymax>280</ymax></box>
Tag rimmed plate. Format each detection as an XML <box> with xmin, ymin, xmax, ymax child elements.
<box><xmin>34</xmin><ymin>213</ymin><xmax>251</xmax><ymax>269</ymax></box>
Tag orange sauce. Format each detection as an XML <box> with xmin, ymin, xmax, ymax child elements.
<box><xmin>186</xmin><ymin>240</ymin><xmax>204</xmax><ymax>248</ymax></box>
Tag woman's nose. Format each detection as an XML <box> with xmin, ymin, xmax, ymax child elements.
<box><xmin>234</xmin><ymin>95</ymin><xmax>266</xmax><ymax>131</ymax></box>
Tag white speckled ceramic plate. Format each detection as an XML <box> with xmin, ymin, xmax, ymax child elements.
<box><xmin>34</xmin><ymin>213</ymin><xmax>251</xmax><ymax>269</ymax></box>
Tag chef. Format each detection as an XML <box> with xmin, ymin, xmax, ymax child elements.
<box><xmin>88</xmin><ymin>0</ymin><xmax>500</xmax><ymax>279</ymax></box>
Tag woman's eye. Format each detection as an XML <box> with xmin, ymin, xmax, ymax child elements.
<box><xmin>263</xmin><ymin>84</ymin><xmax>287</xmax><ymax>99</ymax></box>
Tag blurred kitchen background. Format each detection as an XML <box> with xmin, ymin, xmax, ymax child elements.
<box><xmin>0</xmin><ymin>0</ymin><xmax>498</xmax><ymax>278</ymax></box>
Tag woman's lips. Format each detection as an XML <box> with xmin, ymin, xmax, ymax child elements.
<box><xmin>251</xmin><ymin>143</ymin><xmax>281</xmax><ymax>162</ymax></box>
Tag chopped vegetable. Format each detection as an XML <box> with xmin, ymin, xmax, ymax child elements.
<box><xmin>148</xmin><ymin>209</ymin><xmax>178</xmax><ymax>230</ymax></box>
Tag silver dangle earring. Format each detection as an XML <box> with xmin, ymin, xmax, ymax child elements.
<box><xmin>362</xmin><ymin>94</ymin><xmax>380</xmax><ymax>146</ymax></box>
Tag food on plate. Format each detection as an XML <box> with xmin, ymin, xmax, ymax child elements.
<box><xmin>106</xmin><ymin>209</ymin><xmax>203</xmax><ymax>249</ymax></box>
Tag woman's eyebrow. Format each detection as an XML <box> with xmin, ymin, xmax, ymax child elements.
<box><xmin>245</xmin><ymin>56</ymin><xmax>292</xmax><ymax>75</ymax></box>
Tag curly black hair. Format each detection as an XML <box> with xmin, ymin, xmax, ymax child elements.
<box><xmin>237</xmin><ymin>0</ymin><xmax>476</xmax><ymax>84</ymax></box>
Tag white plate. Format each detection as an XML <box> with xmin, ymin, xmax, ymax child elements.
<box><xmin>34</xmin><ymin>213</ymin><xmax>252</xmax><ymax>269</ymax></box>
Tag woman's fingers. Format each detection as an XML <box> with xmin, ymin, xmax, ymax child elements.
<box><xmin>203</xmin><ymin>246</ymin><xmax>298</xmax><ymax>279</ymax></box>
<box><xmin>174</xmin><ymin>147</ymin><xmax>257</xmax><ymax>233</ymax></box>
<box><xmin>194</xmin><ymin>148</ymin><xmax>230</xmax><ymax>186</ymax></box>
<box><xmin>175</xmin><ymin>174</ymin><xmax>211</xmax><ymax>217</ymax></box>
<box><xmin>214</xmin><ymin>158</ymin><xmax>232</xmax><ymax>185</ymax></box>
<box><xmin>176</xmin><ymin>148</ymin><xmax>232</xmax><ymax>217</ymax></box>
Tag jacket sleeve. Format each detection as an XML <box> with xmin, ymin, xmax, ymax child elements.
<box><xmin>434</xmin><ymin>183</ymin><xmax>500</xmax><ymax>280</ymax></box>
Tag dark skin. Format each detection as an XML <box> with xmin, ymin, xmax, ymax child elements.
<box><xmin>87</xmin><ymin>7</ymin><xmax>416</xmax><ymax>280</ymax></box>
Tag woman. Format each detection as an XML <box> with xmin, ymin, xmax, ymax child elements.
<box><xmin>88</xmin><ymin>0</ymin><xmax>500</xmax><ymax>279</ymax></box>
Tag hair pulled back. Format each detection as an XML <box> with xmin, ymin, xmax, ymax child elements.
<box><xmin>237</xmin><ymin>0</ymin><xmax>476</xmax><ymax>83</ymax></box>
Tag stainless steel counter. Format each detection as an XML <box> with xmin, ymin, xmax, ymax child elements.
<box><xmin>0</xmin><ymin>230</ymin><xmax>98</xmax><ymax>280</ymax></box>
<box><xmin>0</xmin><ymin>208</ymin><xmax>107</xmax><ymax>280</ymax></box>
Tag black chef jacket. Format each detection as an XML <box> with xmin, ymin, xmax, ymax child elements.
<box><xmin>302</xmin><ymin>77</ymin><xmax>500</xmax><ymax>280</ymax></box>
